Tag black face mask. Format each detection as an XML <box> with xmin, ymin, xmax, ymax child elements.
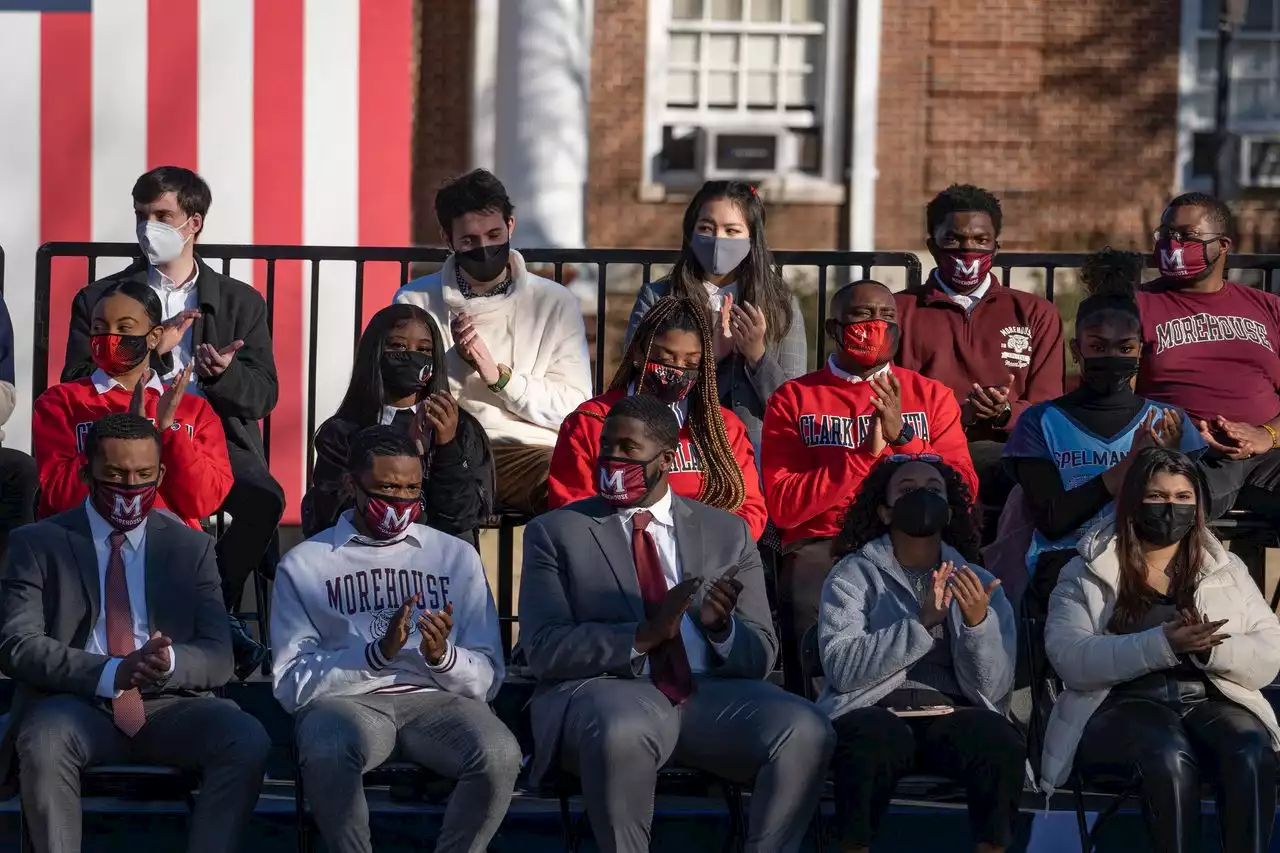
<box><xmin>640</xmin><ymin>361</ymin><xmax>700</xmax><ymax>404</ymax></box>
<box><xmin>889</xmin><ymin>489</ymin><xmax>950</xmax><ymax>538</ymax></box>
<box><xmin>1079</xmin><ymin>355</ymin><xmax>1140</xmax><ymax>396</ymax></box>
<box><xmin>454</xmin><ymin>241</ymin><xmax>510</xmax><ymax>282</ymax></box>
<box><xmin>380</xmin><ymin>350</ymin><xmax>432</xmax><ymax>398</ymax></box>
<box><xmin>1132</xmin><ymin>502</ymin><xmax>1198</xmax><ymax>548</ymax></box>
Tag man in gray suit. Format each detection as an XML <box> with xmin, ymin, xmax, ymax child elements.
<box><xmin>519</xmin><ymin>394</ymin><xmax>833</xmax><ymax>853</ymax></box>
<box><xmin>0</xmin><ymin>413</ymin><xmax>270</xmax><ymax>853</ymax></box>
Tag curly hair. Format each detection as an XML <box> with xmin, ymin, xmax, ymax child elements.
<box><xmin>925</xmin><ymin>183</ymin><xmax>1002</xmax><ymax>237</ymax></box>
<box><xmin>1081</xmin><ymin>247</ymin><xmax>1144</xmax><ymax>298</ymax></box>
<box><xmin>610</xmin><ymin>296</ymin><xmax>747</xmax><ymax>512</ymax></box>
<box><xmin>831</xmin><ymin>457</ymin><xmax>981</xmax><ymax>563</ymax></box>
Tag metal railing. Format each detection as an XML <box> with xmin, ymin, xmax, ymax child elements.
<box><xmin>32</xmin><ymin>242</ymin><xmax>924</xmax><ymax>474</ymax></box>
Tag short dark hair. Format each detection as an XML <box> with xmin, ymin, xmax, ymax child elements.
<box><xmin>97</xmin><ymin>279</ymin><xmax>164</xmax><ymax>327</ymax></box>
<box><xmin>605</xmin><ymin>395</ymin><xmax>680</xmax><ymax>451</ymax></box>
<box><xmin>346</xmin><ymin>425</ymin><xmax>421</xmax><ymax>475</ymax></box>
<box><xmin>434</xmin><ymin>169</ymin><xmax>514</xmax><ymax>238</ymax></box>
<box><xmin>926</xmin><ymin>183</ymin><xmax>1003</xmax><ymax>237</ymax></box>
<box><xmin>132</xmin><ymin>166</ymin><xmax>212</xmax><ymax>236</ymax></box>
<box><xmin>1167</xmin><ymin>191</ymin><xmax>1235</xmax><ymax>239</ymax></box>
<box><xmin>829</xmin><ymin>278</ymin><xmax>890</xmax><ymax>313</ymax></box>
<box><xmin>84</xmin><ymin>413</ymin><xmax>162</xmax><ymax>464</ymax></box>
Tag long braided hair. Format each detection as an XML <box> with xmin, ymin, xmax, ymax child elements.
<box><xmin>610</xmin><ymin>296</ymin><xmax>747</xmax><ymax>511</ymax></box>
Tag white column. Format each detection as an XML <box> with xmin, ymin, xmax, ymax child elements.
<box><xmin>848</xmin><ymin>0</ymin><xmax>882</xmax><ymax>252</ymax></box>
<box><xmin>492</xmin><ymin>0</ymin><xmax>593</xmax><ymax>251</ymax></box>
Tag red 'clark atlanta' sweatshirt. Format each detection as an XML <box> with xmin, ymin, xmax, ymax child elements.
<box><xmin>762</xmin><ymin>361</ymin><xmax>977</xmax><ymax>547</ymax></box>
<box><xmin>547</xmin><ymin>388</ymin><xmax>769</xmax><ymax>541</ymax></box>
<box><xmin>33</xmin><ymin>372</ymin><xmax>234</xmax><ymax>529</ymax></box>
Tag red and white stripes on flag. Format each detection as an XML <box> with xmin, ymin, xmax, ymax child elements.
<box><xmin>0</xmin><ymin>0</ymin><xmax>414</xmax><ymax>524</ymax></box>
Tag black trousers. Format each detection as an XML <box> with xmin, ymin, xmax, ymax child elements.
<box><xmin>778</xmin><ymin>537</ymin><xmax>835</xmax><ymax>695</ymax></box>
<box><xmin>0</xmin><ymin>447</ymin><xmax>37</xmax><ymax>565</ymax></box>
<box><xmin>1197</xmin><ymin>450</ymin><xmax>1280</xmax><ymax>584</ymax></box>
<box><xmin>831</xmin><ymin>706</ymin><xmax>1025</xmax><ymax>847</ymax></box>
<box><xmin>969</xmin><ymin>439</ymin><xmax>1014</xmax><ymax>544</ymax></box>
<box><xmin>217</xmin><ymin>443</ymin><xmax>285</xmax><ymax>611</ymax></box>
<box><xmin>1075</xmin><ymin>695</ymin><xmax>1277</xmax><ymax>853</ymax></box>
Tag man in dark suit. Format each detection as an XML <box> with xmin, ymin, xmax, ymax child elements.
<box><xmin>61</xmin><ymin>166</ymin><xmax>282</xmax><ymax>676</ymax></box>
<box><xmin>0</xmin><ymin>413</ymin><xmax>270</xmax><ymax>853</ymax></box>
<box><xmin>519</xmin><ymin>395</ymin><xmax>833</xmax><ymax>853</ymax></box>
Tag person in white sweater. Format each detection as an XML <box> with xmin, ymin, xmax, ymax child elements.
<box><xmin>1042</xmin><ymin>448</ymin><xmax>1280</xmax><ymax>853</ymax></box>
<box><xmin>394</xmin><ymin>169</ymin><xmax>592</xmax><ymax>515</ymax></box>
<box><xmin>272</xmin><ymin>426</ymin><xmax>521</xmax><ymax>853</ymax></box>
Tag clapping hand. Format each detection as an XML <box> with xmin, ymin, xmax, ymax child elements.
<box><xmin>195</xmin><ymin>340</ymin><xmax>244</xmax><ymax>379</ymax></box>
<box><xmin>418</xmin><ymin>603</ymin><xmax>454</xmax><ymax>666</ymax></box>
<box><xmin>634</xmin><ymin>578</ymin><xmax>701</xmax><ymax>654</ymax></box>
<box><xmin>115</xmin><ymin>631</ymin><xmax>174</xmax><ymax>690</ymax></box>
<box><xmin>728</xmin><ymin>301</ymin><xmax>768</xmax><ymax>366</ymax></box>
<box><xmin>699</xmin><ymin>565</ymin><xmax>744</xmax><ymax>642</ymax></box>
<box><xmin>918</xmin><ymin>562</ymin><xmax>955</xmax><ymax>629</ymax></box>
<box><xmin>868</xmin><ymin>371</ymin><xmax>905</xmax><ymax>443</ymax></box>
<box><xmin>964</xmin><ymin>375</ymin><xmax>1014</xmax><ymax>423</ymax></box>
<box><xmin>156</xmin><ymin>310</ymin><xmax>200</xmax><ymax>356</ymax></box>
<box><xmin>1197</xmin><ymin>416</ymin><xmax>1272</xmax><ymax>460</ymax></box>
<box><xmin>378</xmin><ymin>594</ymin><xmax>420</xmax><ymax>662</ymax></box>
<box><xmin>1164</xmin><ymin>609</ymin><xmax>1229</xmax><ymax>654</ymax></box>
<box><xmin>950</xmin><ymin>565</ymin><xmax>1001</xmax><ymax>628</ymax></box>
<box><xmin>451</xmin><ymin>313</ymin><xmax>500</xmax><ymax>385</ymax></box>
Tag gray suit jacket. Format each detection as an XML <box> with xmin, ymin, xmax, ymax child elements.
<box><xmin>518</xmin><ymin>493</ymin><xmax>777</xmax><ymax>787</ymax></box>
<box><xmin>0</xmin><ymin>507</ymin><xmax>232</xmax><ymax>789</ymax></box>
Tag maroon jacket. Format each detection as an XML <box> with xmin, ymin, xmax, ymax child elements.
<box><xmin>894</xmin><ymin>274</ymin><xmax>1065</xmax><ymax>442</ymax></box>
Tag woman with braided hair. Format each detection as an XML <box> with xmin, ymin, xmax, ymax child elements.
<box><xmin>547</xmin><ymin>295</ymin><xmax>768</xmax><ymax>540</ymax></box>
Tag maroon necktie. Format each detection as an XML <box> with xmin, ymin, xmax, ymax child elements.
<box><xmin>631</xmin><ymin>511</ymin><xmax>694</xmax><ymax>704</ymax></box>
<box><xmin>106</xmin><ymin>531</ymin><xmax>146</xmax><ymax>736</ymax></box>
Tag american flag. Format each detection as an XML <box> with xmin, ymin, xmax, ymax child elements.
<box><xmin>0</xmin><ymin>0</ymin><xmax>415</xmax><ymax>522</ymax></box>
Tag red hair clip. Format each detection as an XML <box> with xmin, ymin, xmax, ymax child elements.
<box><xmin>749</xmin><ymin>185</ymin><xmax>758</xmax><ymax>195</ymax></box>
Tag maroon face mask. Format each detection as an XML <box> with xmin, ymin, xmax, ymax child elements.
<box><xmin>595</xmin><ymin>454</ymin><xmax>661</xmax><ymax>506</ymax></box>
<box><xmin>357</xmin><ymin>486</ymin><xmax>422</xmax><ymax>540</ymax></box>
<box><xmin>91</xmin><ymin>479</ymin><xmax>158</xmax><ymax>532</ymax></box>
<box><xmin>934</xmin><ymin>248</ymin><xmax>994</xmax><ymax>294</ymax></box>
<box><xmin>1155</xmin><ymin>237</ymin><xmax>1218</xmax><ymax>283</ymax></box>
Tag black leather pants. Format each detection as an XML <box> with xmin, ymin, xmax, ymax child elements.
<box><xmin>1074</xmin><ymin>691</ymin><xmax>1277</xmax><ymax>852</ymax></box>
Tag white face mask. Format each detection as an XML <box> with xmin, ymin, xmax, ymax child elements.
<box><xmin>137</xmin><ymin>217</ymin><xmax>192</xmax><ymax>266</ymax></box>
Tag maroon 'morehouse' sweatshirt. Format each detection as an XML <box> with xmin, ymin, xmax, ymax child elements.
<box><xmin>894</xmin><ymin>273</ymin><xmax>1065</xmax><ymax>441</ymax></box>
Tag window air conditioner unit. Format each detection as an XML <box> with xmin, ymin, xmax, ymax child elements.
<box><xmin>1239</xmin><ymin>134</ymin><xmax>1280</xmax><ymax>188</ymax></box>
<box><xmin>697</xmin><ymin>126</ymin><xmax>791</xmax><ymax>181</ymax></box>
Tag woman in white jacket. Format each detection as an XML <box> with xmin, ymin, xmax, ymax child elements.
<box><xmin>1043</xmin><ymin>447</ymin><xmax>1280</xmax><ymax>853</ymax></box>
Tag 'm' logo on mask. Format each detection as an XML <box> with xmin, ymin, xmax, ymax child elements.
<box><xmin>113</xmin><ymin>493</ymin><xmax>143</xmax><ymax>518</ymax></box>
<box><xmin>380</xmin><ymin>504</ymin><xmax>415</xmax><ymax>530</ymax></box>
<box><xmin>954</xmin><ymin>257</ymin><xmax>982</xmax><ymax>279</ymax></box>
<box><xmin>599</xmin><ymin>467</ymin><xmax>626</xmax><ymax>496</ymax></box>
<box><xmin>1160</xmin><ymin>248</ymin><xmax>1185</xmax><ymax>271</ymax></box>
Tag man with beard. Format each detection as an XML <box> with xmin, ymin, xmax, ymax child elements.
<box><xmin>1135</xmin><ymin>192</ymin><xmax>1280</xmax><ymax>577</ymax></box>
<box><xmin>894</xmin><ymin>184</ymin><xmax>1064</xmax><ymax>535</ymax></box>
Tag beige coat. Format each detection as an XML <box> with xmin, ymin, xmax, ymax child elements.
<box><xmin>1040</xmin><ymin>517</ymin><xmax>1280</xmax><ymax>795</ymax></box>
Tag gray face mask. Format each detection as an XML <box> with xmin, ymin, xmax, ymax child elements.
<box><xmin>690</xmin><ymin>233</ymin><xmax>751</xmax><ymax>277</ymax></box>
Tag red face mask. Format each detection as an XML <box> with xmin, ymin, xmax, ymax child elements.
<box><xmin>357</xmin><ymin>486</ymin><xmax>421</xmax><ymax>540</ymax></box>
<box><xmin>840</xmin><ymin>319</ymin><xmax>900</xmax><ymax>368</ymax></box>
<box><xmin>641</xmin><ymin>361</ymin><xmax>699</xmax><ymax>403</ymax></box>
<box><xmin>1155</xmin><ymin>237</ymin><xmax>1217</xmax><ymax>283</ymax></box>
<box><xmin>91</xmin><ymin>479</ymin><xmax>158</xmax><ymax>532</ymax></box>
<box><xmin>595</xmin><ymin>455</ymin><xmax>661</xmax><ymax>507</ymax></box>
<box><xmin>934</xmin><ymin>248</ymin><xmax>994</xmax><ymax>294</ymax></box>
<box><xmin>90</xmin><ymin>333</ymin><xmax>151</xmax><ymax>375</ymax></box>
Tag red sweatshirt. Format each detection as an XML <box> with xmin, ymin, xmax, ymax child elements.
<box><xmin>547</xmin><ymin>388</ymin><xmax>769</xmax><ymax>541</ymax></box>
<box><xmin>762</xmin><ymin>362</ymin><xmax>977</xmax><ymax>547</ymax></box>
<box><xmin>895</xmin><ymin>274</ymin><xmax>1064</xmax><ymax>440</ymax></box>
<box><xmin>33</xmin><ymin>372</ymin><xmax>234</xmax><ymax>529</ymax></box>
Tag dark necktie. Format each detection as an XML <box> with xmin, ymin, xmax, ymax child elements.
<box><xmin>106</xmin><ymin>531</ymin><xmax>146</xmax><ymax>736</ymax></box>
<box><xmin>631</xmin><ymin>511</ymin><xmax>694</xmax><ymax>704</ymax></box>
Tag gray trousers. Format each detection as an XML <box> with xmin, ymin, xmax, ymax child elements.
<box><xmin>294</xmin><ymin>691</ymin><xmax>522</xmax><ymax>853</ymax></box>
<box><xmin>559</xmin><ymin>677</ymin><xmax>834</xmax><ymax>853</ymax></box>
<box><xmin>15</xmin><ymin>693</ymin><xmax>271</xmax><ymax>853</ymax></box>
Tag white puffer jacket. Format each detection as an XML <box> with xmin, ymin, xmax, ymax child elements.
<box><xmin>1039</xmin><ymin>517</ymin><xmax>1280</xmax><ymax>795</ymax></box>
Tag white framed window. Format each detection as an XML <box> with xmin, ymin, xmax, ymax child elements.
<box><xmin>1178</xmin><ymin>0</ymin><xmax>1280</xmax><ymax>187</ymax></box>
<box><xmin>643</xmin><ymin>0</ymin><xmax>847</xmax><ymax>198</ymax></box>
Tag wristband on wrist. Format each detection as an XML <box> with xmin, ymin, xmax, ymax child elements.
<box><xmin>488</xmin><ymin>364</ymin><xmax>512</xmax><ymax>393</ymax></box>
<box><xmin>1263</xmin><ymin>423</ymin><xmax>1279</xmax><ymax>450</ymax></box>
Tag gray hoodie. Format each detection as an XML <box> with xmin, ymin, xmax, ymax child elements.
<box><xmin>816</xmin><ymin>534</ymin><xmax>1017</xmax><ymax>721</ymax></box>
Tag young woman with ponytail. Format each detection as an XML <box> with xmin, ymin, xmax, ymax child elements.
<box><xmin>548</xmin><ymin>295</ymin><xmax>767</xmax><ymax>540</ymax></box>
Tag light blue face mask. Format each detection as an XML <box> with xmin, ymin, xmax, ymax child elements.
<box><xmin>691</xmin><ymin>233</ymin><xmax>751</xmax><ymax>276</ymax></box>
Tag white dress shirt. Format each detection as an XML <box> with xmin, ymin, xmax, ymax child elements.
<box><xmin>148</xmin><ymin>263</ymin><xmax>203</xmax><ymax>396</ymax></box>
<box><xmin>827</xmin><ymin>356</ymin><xmax>892</xmax><ymax>384</ymax></box>
<box><xmin>91</xmin><ymin>368</ymin><xmax>165</xmax><ymax>397</ymax></box>
<box><xmin>619</xmin><ymin>488</ymin><xmax>735</xmax><ymax>673</ymax></box>
<box><xmin>83</xmin><ymin>499</ymin><xmax>176</xmax><ymax>699</ymax></box>
<box><xmin>379</xmin><ymin>401</ymin><xmax>419</xmax><ymax>426</ymax></box>
<box><xmin>933</xmin><ymin>268</ymin><xmax>993</xmax><ymax>314</ymax></box>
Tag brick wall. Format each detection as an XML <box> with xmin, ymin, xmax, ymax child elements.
<box><xmin>411</xmin><ymin>0</ymin><xmax>474</xmax><ymax>245</ymax></box>
<box><xmin>875</xmin><ymin>0</ymin><xmax>1182</xmax><ymax>251</ymax></box>
<box><xmin>585</xmin><ymin>0</ymin><xmax>842</xmax><ymax>251</ymax></box>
